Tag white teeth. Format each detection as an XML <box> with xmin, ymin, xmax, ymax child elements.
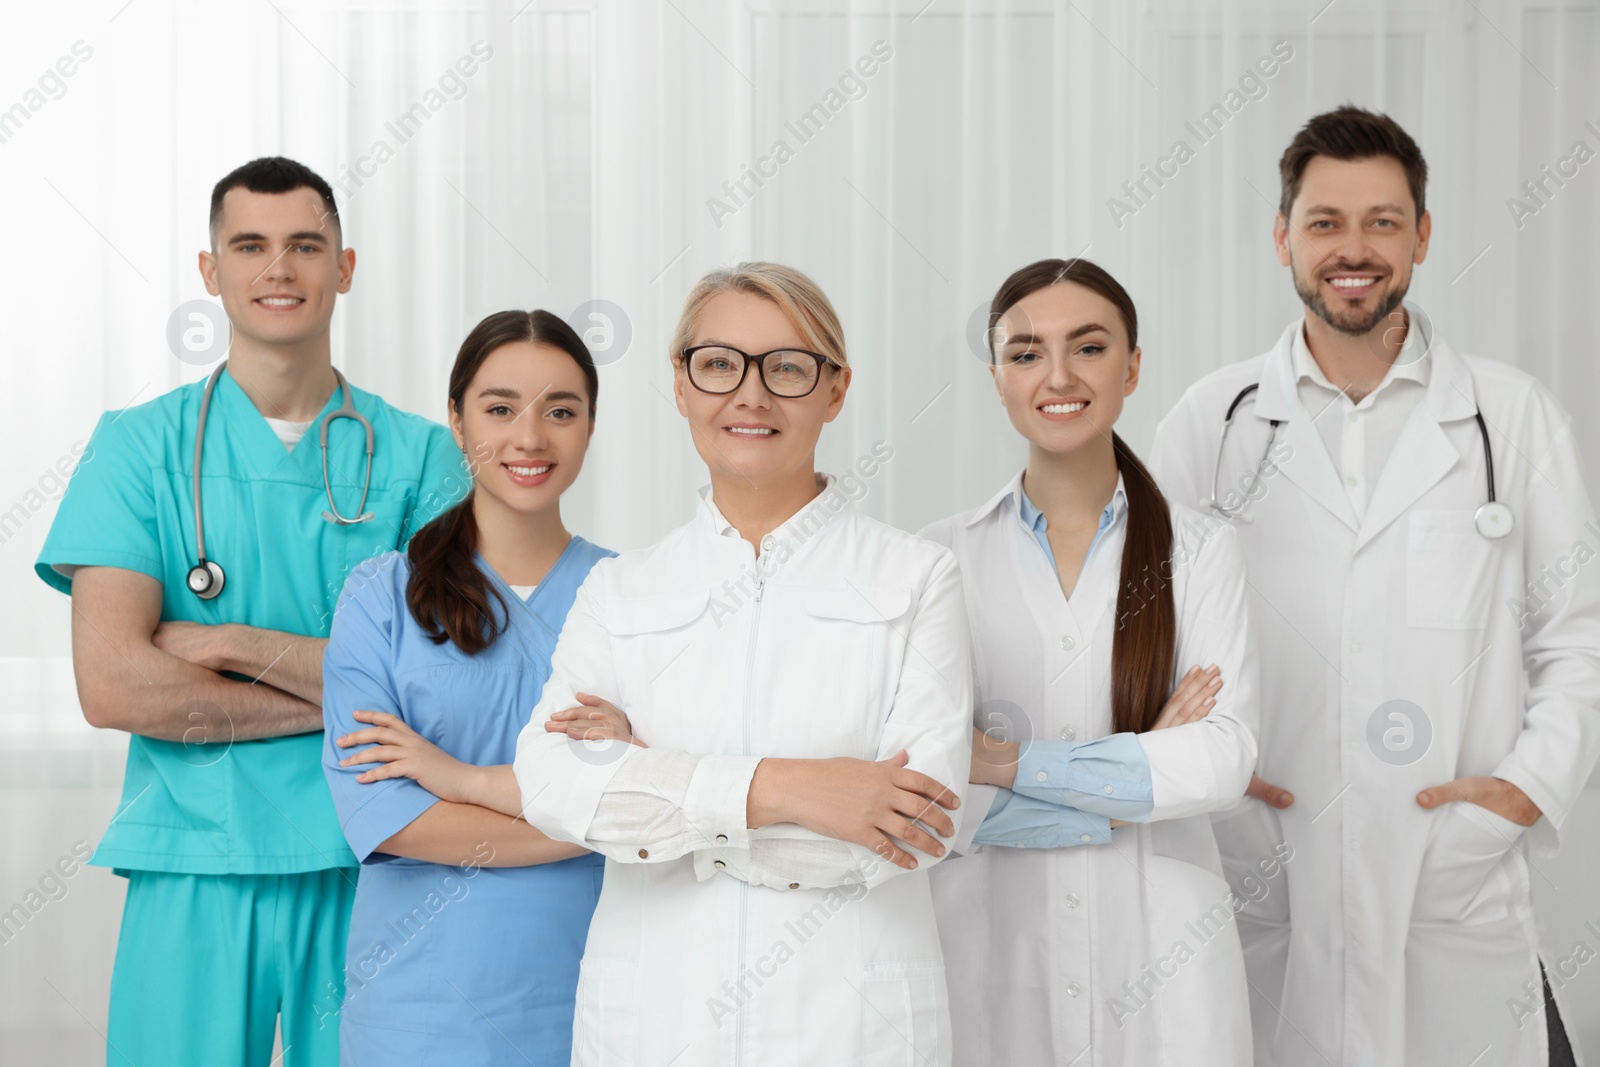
<box><xmin>506</xmin><ymin>464</ymin><xmax>550</xmax><ymax>476</ymax></box>
<box><xmin>726</xmin><ymin>427</ymin><xmax>775</xmax><ymax>435</ymax></box>
<box><xmin>1328</xmin><ymin>277</ymin><xmax>1376</xmax><ymax>288</ymax></box>
<box><xmin>259</xmin><ymin>297</ymin><xmax>301</xmax><ymax>306</ymax></box>
<box><xmin>1041</xmin><ymin>402</ymin><xmax>1086</xmax><ymax>414</ymax></box>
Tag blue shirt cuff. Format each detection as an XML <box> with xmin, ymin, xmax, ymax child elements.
<box><xmin>972</xmin><ymin>788</ymin><xmax>1114</xmax><ymax>849</ymax></box>
<box><xmin>1010</xmin><ymin>733</ymin><xmax>1154</xmax><ymax>820</ymax></box>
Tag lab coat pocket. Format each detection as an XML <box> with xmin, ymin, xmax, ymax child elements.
<box><xmin>606</xmin><ymin>587</ymin><xmax>713</xmax><ymax>691</ymax></box>
<box><xmin>1406</xmin><ymin>510</ymin><xmax>1495</xmax><ymax>629</ymax></box>
<box><xmin>857</xmin><ymin>961</ymin><xmax>949</xmax><ymax>1067</ymax></box>
<box><xmin>784</xmin><ymin>585</ymin><xmax>913</xmax><ymax>755</ymax></box>
<box><xmin>572</xmin><ymin>956</ymin><xmax>639</xmax><ymax>1064</ymax></box>
<box><xmin>1411</xmin><ymin>803</ymin><xmax>1525</xmax><ymax>925</ymax></box>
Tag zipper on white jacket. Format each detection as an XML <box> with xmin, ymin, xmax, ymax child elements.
<box><xmin>736</xmin><ymin>552</ymin><xmax>765</xmax><ymax>1065</ymax></box>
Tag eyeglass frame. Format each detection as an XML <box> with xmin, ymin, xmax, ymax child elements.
<box><xmin>679</xmin><ymin>344</ymin><xmax>843</xmax><ymax>399</ymax></box>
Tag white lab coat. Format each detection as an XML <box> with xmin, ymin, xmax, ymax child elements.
<box><xmin>1150</xmin><ymin>315</ymin><xmax>1600</xmax><ymax>1067</ymax></box>
<box><xmin>922</xmin><ymin>472</ymin><xmax>1260</xmax><ymax>1067</ymax></box>
<box><xmin>513</xmin><ymin>476</ymin><xmax>974</xmax><ymax>1067</ymax></box>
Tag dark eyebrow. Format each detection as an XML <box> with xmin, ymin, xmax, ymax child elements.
<box><xmin>1001</xmin><ymin>323</ymin><xmax>1110</xmax><ymax>346</ymax></box>
<box><xmin>226</xmin><ymin>231</ymin><xmax>330</xmax><ymax>246</ymax></box>
<box><xmin>477</xmin><ymin>387</ymin><xmax>587</xmax><ymax>405</ymax></box>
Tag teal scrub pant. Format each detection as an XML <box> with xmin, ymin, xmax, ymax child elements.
<box><xmin>106</xmin><ymin>868</ymin><xmax>356</xmax><ymax>1067</ymax></box>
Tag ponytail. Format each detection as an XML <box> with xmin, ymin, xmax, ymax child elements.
<box><xmin>1109</xmin><ymin>433</ymin><xmax>1176</xmax><ymax>734</ymax></box>
<box><xmin>405</xmin><ymin>493</ymin><xmax>508</xmax><ymax>655</ymax></box>
<box><xmin>988</xmin><ymin>258</ymin><xmax>1177</xmax><ymax>733</ymax></box>
<box><xmin>401</xmin><ymin>308</ymin><xmax>598</xmax><ymax>656</ymax></box>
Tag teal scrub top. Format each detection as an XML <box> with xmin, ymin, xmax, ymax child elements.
<box><xmin>36</xmin><ymin>366</ymin><xmax>469</xmax><ymax>876</ymax></box>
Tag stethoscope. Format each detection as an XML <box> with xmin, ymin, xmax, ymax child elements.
<box><xmin>1210</xmin><ymin>382</ymin><xmax>1514</xmax><ymax>541</ymax></box>
<box><xmin>186</xmin><ymin>361</ymin><xmax>375</xmax><ymax>600</ymax></box>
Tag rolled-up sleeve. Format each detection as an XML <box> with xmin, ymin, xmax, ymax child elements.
<box><xmin>1008</xmin><ymin>733</ymin><xmax>1154</xmax><ymax>820</ymax></box>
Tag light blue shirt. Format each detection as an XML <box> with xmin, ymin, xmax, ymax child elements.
<box><xmin>971</xmin><ymin>480</ymin><xmax>1156</xmax><ymax>849</ymax></box>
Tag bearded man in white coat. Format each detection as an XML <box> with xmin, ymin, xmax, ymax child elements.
<box><xmin>1150</xmin><ymin>106</ymin><xmax>1599</xmax><ymax>1067</ymax></box>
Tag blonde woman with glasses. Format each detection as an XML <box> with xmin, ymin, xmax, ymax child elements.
<box><xmin>366</xmin><ymin>262</ymin><xmax>974</xmax><ymax>1065</ymax></box>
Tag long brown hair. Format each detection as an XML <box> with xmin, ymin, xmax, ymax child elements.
<box><xmin>989</xmin><ymin>258</ymin><xmax>1175</xmax><ymax>734</ymax></box>
<box><xmin>406</xmin><ymin>310</ymin><xmax>599</xmax><ymax>655</ymax></box>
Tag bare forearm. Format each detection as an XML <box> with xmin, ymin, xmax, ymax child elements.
<box><xmin>460</xmin><ymin>764</ymin><xmax>529</xmax><ymax>819</ymax></box>
<box><xmin>376</xmin><ymin>800</ymin><xmax>588</xmax><ymax>867</ymax></box>
<box><xmin>75</xmin><ymin>619</ymin><xmax>321</xmax><ymax>740</ymax></box>
<box><xmin>215</xmin><ymin>626</ymin><xmax>327</xmax><ymax>704</ymax></box>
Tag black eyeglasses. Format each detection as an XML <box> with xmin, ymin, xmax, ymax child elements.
<box><xmin>680</xmin><ymin>345</ymin><xmax>841</xmax><ymax>399</ymax></box>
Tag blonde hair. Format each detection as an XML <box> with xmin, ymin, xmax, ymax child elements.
<box><xmin>669</xmin><ymin>261</ymin><xmax>849</xmax><ymax>369</ymax></box>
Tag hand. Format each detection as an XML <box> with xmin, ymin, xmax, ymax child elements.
<box><xmin>751</xmin><ymin>750</ymin><xmax>960</xmax><ymax>871</ymax></box>
<box><xmin>336</xmin><ymin>710</ymin><xmax>481</xmax><ymax>804</ymax></box>
<box><xmin>544</xmin><ymin>692</ymin><xmax>646</xmax><ymax>748</ymax></box>
<box><xmin>1417</xmin><ymin>776</ymin><xmax>1542</xmax><ymax>827</ymax></box>
<box><xmin>1150</xmin><ymin>665</ymin><xmax>1223</xmax><ymax>731</ymax></box>
<box><xmin>151</xmin><ymin>620</ymin><xmax>228</xmax><ymax>672</ymax></box>
<box><xmin>970</xmin><ymin>725</ymin><xmax>1021</xmax><ymax>788</ymax></box>
<box><xmin>1246</xmin><ymin>774</ymin><xmax>1294</xmax><ymax>809</ymax></box>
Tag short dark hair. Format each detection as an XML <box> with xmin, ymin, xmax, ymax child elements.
<box><xmin>209</xmin><ymin>156</ymin><xmax>340</xmax><ymax>246</ymax></box>
<box><xmin>1278</xmin><ymin>106</ymin><xmax>1427</xmax><ymax>219</ymax></box>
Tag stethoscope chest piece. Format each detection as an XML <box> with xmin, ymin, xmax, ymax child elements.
<box><xmin>1475</xmin><ymin>501</ymin><xmax>1514</xmax><ymax>540</ymax></box>
<box><xmin>187</xmin><ymin>559</ymin><xmax>225</xmax><ymax>599</ymax></box>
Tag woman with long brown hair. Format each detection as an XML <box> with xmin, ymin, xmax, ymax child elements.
<box><xmin>924</xmin><ymin>258</ymin><xmax>1262</xmax><ymax>1066</ymax></box>
<box><xmin>318</xmin><ymin>310</ymin><xmax>609</xmax><ymax>1065</ymax></box>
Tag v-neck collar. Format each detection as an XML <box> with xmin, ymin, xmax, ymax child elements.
<box><xmin>212</xmin><ymin>364</ymin><xmax>345</xmax><ymax>476</ymax></box>
<box><xmin>474</xmin><ymin>535</ymin><xmax>585</xmax><ymax>641</ymax></box>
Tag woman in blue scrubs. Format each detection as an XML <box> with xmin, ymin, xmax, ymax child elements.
<box><xmin>320</xmin><ymin>309</ymin><xmax>609</xmax><ymax>1066</ymax></box>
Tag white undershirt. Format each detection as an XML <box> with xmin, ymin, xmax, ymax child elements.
<box><xmin>263</xmin><ymin>416</ymin><xmax>315</xmax><ymax>451</ymax></box>
<box><xmin>508</xmin><ymin>584</ymin><xmax>537</xmax><ymax>601</ymax></box>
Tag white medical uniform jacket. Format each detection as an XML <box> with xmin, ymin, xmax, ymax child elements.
<box><xmin>1150</xmin><ymin>315</ymin><xmax>1600</xmax><ymax>1066</ymax></box>
<box><xmin>514</xmin><ymin>475</ymin><xmax>974</xmax><ymax>1066</ymax></box>
<box><xmin>923</xmin><ymin>470</ymin><xmax>1261</xmax><ymax>1067</ymax></box>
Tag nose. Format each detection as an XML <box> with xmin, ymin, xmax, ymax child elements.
<box><xmin>509</xmin><ymin>404</ymin><xmax>551</xmax><ymax>453</ymax></box>
<box><xmin>731</xmin><ymin>357</ymin><xmax>774</xmax><ymax>409</ymax></box>
<box><xmin>1045</xmin><ymin>349</ymin><xmax>1080</xmax><ymax>393</ymax></box>
<box><xmin>258</xmin><ymin>243</ymin><xmax>296</xmax><ymax>285</ymax></box>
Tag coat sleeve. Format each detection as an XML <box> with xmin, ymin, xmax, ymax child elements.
<box><xmin>1492</xmin><ymin>411</ymin><xmax>1600</xmax><ymax>857</ymax></box>
<box><xmin>511</xmin><ymin>564</ymin><xmax>765</xmax><ymax>863</ymax></box>
<box><xmin>1149</xmin><ymin>387</ymin><xmax>1217</xmax><ymax>511</ymax></box>
<box><xmin>1136</xmin><ymin>511</ymin><xmax>1260</xmax><ymax>821</ymax></box>
<box><xmin>691</xmin><ymin>548</ymin><xmax>976</xmax><ymax>890</ymax></box>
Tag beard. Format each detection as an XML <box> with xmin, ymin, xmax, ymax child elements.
<box><xmin>1292</xmin><ymin>259</ymin><xmax>1409</xmax><ymax>337</ymax></box>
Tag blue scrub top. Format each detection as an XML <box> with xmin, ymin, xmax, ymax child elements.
<box><xmin>321</xmin><ymin>540</ymin><xmax>611</xmax><ymax>1065</ymax></box>
<box><xmin>35</xmin><ymin>367</ymin><xmax>469</xmax><ymax>875</ymax></box>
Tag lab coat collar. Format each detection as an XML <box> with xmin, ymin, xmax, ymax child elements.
<box><xmin>1252</xmin><ymin>304</ymin><xmax>1471</xmax><ymax>422</ymax></box>
<box><xmin>1248</xmin><ymin>307</ymin><xmax>1481</xmax><ymax>544</ymax></box>
<box><xmin>968</xmin><ymin>467</ymin><xmax>1128</xmax><ymax>530</ymax></box>
<box><xmin>695</xmin><ymin>473</ymin><xmax>849</xmax><ymax>545</ymax></box>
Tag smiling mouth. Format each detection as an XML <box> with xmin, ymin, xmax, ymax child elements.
<box><xmin>1323</xmin><ymin>274</ymin><xmax>1383</xmax><ymax>296</ymax></box>
<box><xmin>723</xmin><ymin>426</ymin><xmax>777</xmax><ymax>437</ymax></box>
<box><xmin>503</xmin><ymin>462</ymin><xmax>555</xmax><ymax>486</ymax></box>
<box><xmin>255</xmin><ymin>296</ymin><xmax>305</xmax><ymax>309</ymax></box>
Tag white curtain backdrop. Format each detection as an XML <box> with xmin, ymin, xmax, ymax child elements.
<box><xmin>2</xmin><ymin>0</ymin><xmax>1596</xmax><ymax>1059</ymax></box>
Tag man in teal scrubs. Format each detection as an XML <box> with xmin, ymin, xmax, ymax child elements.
<box><xmin>36</xmin><ymin>157</ymin><xmax>466</xmax><ymax>1066</ymax></box>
